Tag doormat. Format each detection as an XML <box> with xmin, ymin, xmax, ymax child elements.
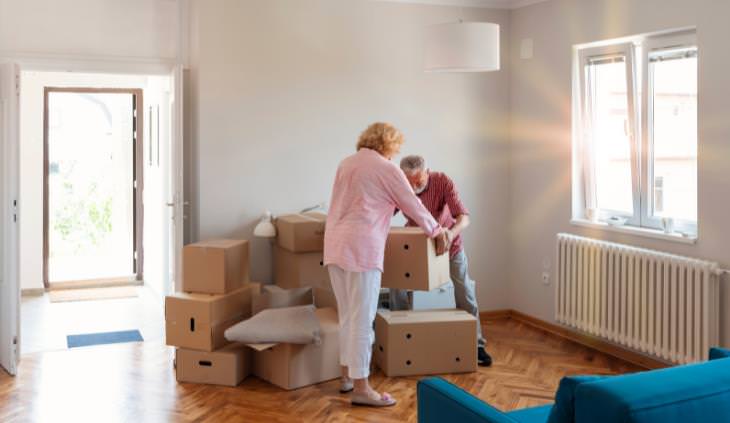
<box><xmin>48</xmin><ymin>286</ymin><xmax>138</xmax><ymax>303</ymax></box>
<box><xmin>67</xmin><ymin>329</ymin><xmax>144</xmax><ymax>348</ymax></box>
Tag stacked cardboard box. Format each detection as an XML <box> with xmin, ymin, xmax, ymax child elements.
<box><xmin>376</xmin><ymin>227</ymin><xmax>477</xmax><ymax>377</ymax></box>
<box><xmin>273</xmin><ymin>212</ymin><xmax>330</xmax><ymax>290</ymax></box>
<box><xmin>166</xmin><ymin>239</ymin><xmax>258</xmax><ymax>387</ymax></box>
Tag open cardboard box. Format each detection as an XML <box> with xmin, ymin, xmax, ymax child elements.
<box><xmin>247</xmin><ymin>307</ymin><xmax>340</xmax><ymax>390</ymax></box>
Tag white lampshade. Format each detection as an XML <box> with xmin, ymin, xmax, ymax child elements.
<box><xmin>253</xmin><ymin>211</ymin><xmax>276</xmax><ymax>238</ymax></box>
<box><xmin>424</xmin><ymin>22</ymin><xmax>500</xmax><ymax>73</ymax></box>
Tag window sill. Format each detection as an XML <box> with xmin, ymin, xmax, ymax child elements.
<box><xmin>569</xmin><ymin>219</ymin><xmax>697</xmax><ymax>245</ymax></box>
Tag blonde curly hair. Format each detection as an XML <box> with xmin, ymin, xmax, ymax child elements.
<box><xmin>356</xmin><ymin>122</ymin><xmax>404</xmax><ymax>157</ymax></box>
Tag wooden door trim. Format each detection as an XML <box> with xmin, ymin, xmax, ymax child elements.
<box><xmin>43</xmin><ymin>87</ymin><xmax>144</xmax><ymax>287</ymax></box>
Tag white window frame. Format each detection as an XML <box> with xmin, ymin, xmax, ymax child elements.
<box><xmin>578</xmin><ymin>43</ymin><xmax>640</xmax><ymax>226</ymax></box>
<box><xmin>574</xmin><ymin>30</ymin><xmax>698</xmax><ymax>239</ymax></box>
<box><xmin>640</xmin><ymin>33</ymin><xmax>698</xmax><ymax>235</ymax></box>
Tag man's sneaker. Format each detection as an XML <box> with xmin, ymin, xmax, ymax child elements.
<box><xmin>478</xmin><ymin>347</ymin><xmax>493</xmax><ymax>367</ymax></box>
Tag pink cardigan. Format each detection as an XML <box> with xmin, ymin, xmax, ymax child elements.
<box><xmin>323</xmin><ymin>148</ymin><xmax>441</xmax><ymax>273</ymax></box>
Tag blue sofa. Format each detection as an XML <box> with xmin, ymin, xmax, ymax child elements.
<box><xmin>417</xmin><ymin>347</ymin><xmax>730</xmax><ymax>423</ymax></box>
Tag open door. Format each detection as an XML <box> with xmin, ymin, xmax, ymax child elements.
<box><xmin>0</xmin><ymin>63</ymin><xmax>20</xmax><ymax>376</ymax></box>
<box><xmin>168</xmin><ymin>65</ymin><xmax>184</xmax><ymax>294</ymax></box>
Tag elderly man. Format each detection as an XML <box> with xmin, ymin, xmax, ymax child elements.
<box><xmin>389</xmin><ymin>155</ymin><xmax>492</xmax><ymax>367</ymax></box>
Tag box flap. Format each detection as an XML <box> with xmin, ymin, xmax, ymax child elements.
<box><xmin>246</xmin><ymin>342</ymin><xmax>278</xmax><ymax>352</ymax></box>
<box><xmin>378</xmin><ymin>309</ymin><xmax>475</xmax><ymax>324</ymax></box>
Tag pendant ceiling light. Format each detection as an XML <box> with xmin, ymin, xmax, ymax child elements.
<box><xmin>424</xmin><ymin>21</ymin><xmax>500</xmax><ymax>73</ymax></box>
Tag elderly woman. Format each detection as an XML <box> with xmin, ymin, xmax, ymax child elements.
<box><xmin>324</xmin><ymin>122</ymin><xmax>448</xmax><ymax>407</ymax></box>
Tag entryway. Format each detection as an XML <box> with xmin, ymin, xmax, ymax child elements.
<box><xmin>16</xmin><ymin>70</ymin><xmax>179</xmax><ymax>355</ymax></box>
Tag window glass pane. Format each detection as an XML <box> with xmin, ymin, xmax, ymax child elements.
<box><xmin>587</xmin><ymin>58</ymin><xmax>634</xmax><ymax>214</ymax></box>
<box><xmin>650</xmin><ymin>52</ymin><xmax>697</xmax><ymax>222</ymax></box>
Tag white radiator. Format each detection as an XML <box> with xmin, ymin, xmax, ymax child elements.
<box><xmin>556</xmin><ymin>233</ymin><xmax>720</xmax><ymax>364</ymax></box>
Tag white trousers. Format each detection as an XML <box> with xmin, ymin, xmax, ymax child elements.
<box><xmin>328</xmin><ymin>265</ymin><xmax>382</xmax><ymax>379</ymax></box>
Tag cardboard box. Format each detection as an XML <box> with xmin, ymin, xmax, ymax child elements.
<box><xmin>176</xmin><ymin>343</ymin><xmax>252</xmax><ymax>386</ymax></box>
<box><xmin>165</xmin><ymin>283</ymin><xmax>260</xmax><ymax>351</ymax></box>
<box><xmin>183</xmin><ymin>239</ymin><xmax>250</xmax><ymax>294</ymax></box>
<box><xmin>312</xmin><ymin>286</ymin><xmax>338</xmax><ymax>310</ymax></box>
<box><xmin>410</xmin><ymin>281</ymin><xmax>456</xmax><ymax>310</ymax></box>
<box><xmin>381</xmin><ymin>227</ymin><xmax>451</xmax><ymax>291</ymax></box>
<box><xmin>273</xmin><ymin>246</ymin><xmax>330</xmax><ymax>290</ymax></box>
<box><xmin>251</xmin><ymin>308</ymin><xmax>340</xmax><ymax>390</ymax></box>
<box><xmin>275</xmin><ymin>212</ymin><xmax>327</xmax><ymax>253</ymax></box>
<box><xmin>373</xmin><ymin>309</ymin><xmax>477</xmax><ymax>377</ymax></box>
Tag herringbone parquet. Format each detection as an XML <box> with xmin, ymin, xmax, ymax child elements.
<box><xmin>0</xmin><ymin>318</ymin><xmax>643</xmax><ymax>422</ymax></box>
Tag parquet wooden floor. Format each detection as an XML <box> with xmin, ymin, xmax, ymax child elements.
<box><xmin>0</xmin><ymin>318</ymin><xmax>644</xmax><ymax>422</ymax></box>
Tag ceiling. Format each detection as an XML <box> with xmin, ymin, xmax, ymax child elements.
<box><xmin>375</xmin><ymin>0</ymin><xmax>550</xmax><ymax>9</ymax></box>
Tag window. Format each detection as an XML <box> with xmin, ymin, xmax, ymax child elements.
<box><xmin>575</xmin><ymin>31</ymin><xmax>698</xmax><ymax>237</ymax></box>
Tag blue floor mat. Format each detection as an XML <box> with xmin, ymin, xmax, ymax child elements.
<box><xmin>67</xmin><ymin>329</ymin><xmax>144</xmax><ymax>348</ymax></box>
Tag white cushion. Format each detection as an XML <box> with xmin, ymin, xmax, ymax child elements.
<box><xmin>224</xmin><ymin>304</ymin><xmax>321</xmax><ymax>345</ymax></box>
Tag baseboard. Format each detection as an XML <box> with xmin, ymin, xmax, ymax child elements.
<box><xmin>480</xmin><ymin>309</ymin><xmax>671</xmax><ymax>370</ymax></box>
<box><xmin>479</xmin><ymin>309</ymin><xmax>512</xmax><ymax>320</ymax></box>
<box><xmin>49</xmin><ymin>278</ymin><xmax>143</xmax><ymax>291</ymax></box>
<box><xmin>21</xmin><ymin>288</ymin><xmax>45</xmax><ymax>297</ymax></box>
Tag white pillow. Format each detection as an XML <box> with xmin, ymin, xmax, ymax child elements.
<box><xmin>224</xmin><ymin>304</ymin><xmax>321</xmax><ymax>345</ymax></box>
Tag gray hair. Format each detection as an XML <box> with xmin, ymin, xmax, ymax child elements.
<box><xmin>400</xmin><ymin>155</ymin><xmax>427</xmax><ymax>174</ymax></box>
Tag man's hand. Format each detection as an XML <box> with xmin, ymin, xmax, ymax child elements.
<box><xmin>435</xmin><ymin>231</ymin><xmax>451</xmax><ymax>256</ymax></box>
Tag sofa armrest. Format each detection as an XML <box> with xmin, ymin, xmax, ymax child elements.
<box><xmin>417</xmin><ymin>377</ymin><xmax>518</xmax><ymax>423</ymax></box>
<box><xmin>709</xmin><ymin>347</ymin><xmax>730</xmax><ymax>360</ymax></box>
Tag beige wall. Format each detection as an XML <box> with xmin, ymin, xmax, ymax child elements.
<box><xmin>508</xmin><ymin>0</ymin><xmax>730</xmax><ymax>345</ymax></box>
<box><xmin>188</xmin><ymin>0</ymin><xmax>513</xmax><ymax>310</ymax></box>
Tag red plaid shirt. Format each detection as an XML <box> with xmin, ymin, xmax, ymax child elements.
<box><xmin>403</xmin><ymin>171</ymin><xmax>469</xmax><ymax>258</ymax></box>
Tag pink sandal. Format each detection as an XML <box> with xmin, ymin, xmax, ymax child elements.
<box><xmin>351</xmin><ymin>392</ymin><xmax>397</xmax><ymax>407</ymax></box>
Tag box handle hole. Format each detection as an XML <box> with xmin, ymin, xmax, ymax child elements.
<box><xmin>190</xmin><ymin>318</ymin><xmax>195</xmax><ymax>332</ymax></box>
<box><xmin>403</xmin><ymin>244</ymin><xmax>410</xmax><ymax>250</ymax></box>
<box><xmin>406</xmin><ymin>333</ymin><xmax>412</xmax><ymax>340</ymax></box>
<box><xmin>198</xmin><ymin>360</ymin><xmax>212</xmax><ymax>367</ymax></box>
<box><xmin>405</xmin><ymin>272</ymin><xmax>411</xmax><ymax>278</ymax></box>
<box><xmin>406</xmin><ymin>360</ymin><xmax>412</xmax><ymax>366</ymax></box>
<box><xmin>455</xmin><ymin>357</ymin><xmax>461</xmax><ymax>362</ymax></box>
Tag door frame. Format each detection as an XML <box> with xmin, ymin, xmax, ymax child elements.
<box><xmin>42</xmin><ymin>87</ymin><xmax>145</xmax><ymax>287</ymax></box>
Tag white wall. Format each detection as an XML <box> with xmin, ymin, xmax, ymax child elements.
<box><xmin>508</xmin><ymin>0</ymin><xmax>730</xmax><ymax>345</ymax></box>
<box><xmin>0</xmin><ymin>0</ymin><xmax>180</xmax><ymax>61</ymax></box>
<box><xmin>189</xmin><ymin>0</ymin><xmax>513</xmax><ymax>310</ymax></box>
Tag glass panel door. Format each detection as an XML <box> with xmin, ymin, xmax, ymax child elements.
<box><xmin>46</xmin><ymin>91</ymin><xmax>136</xmax><ymax>283</ymax></box>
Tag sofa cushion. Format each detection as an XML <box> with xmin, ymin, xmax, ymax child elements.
<box><xmin>709</xmin><ymin>347</ymin><xmax>730</xmax><ymax>361</ymax></box>
<box><xmin>575</xmin><ymin>358</ymin><xmax>730</xmax><ymax>423</ymax></box>
<box><xmin>224</xmin><ymin>304</ymin><xmax>320</xmax><ymax>345</ymax></box>
<box><xmin>507</xmin><ymin>404</ymin><xmax>553</xmax><ymax>423</ymax></box>
<box><xmin>546</xmin><ymin>375</ymin><xmax>606</xmax><ymax>423</ymax></box>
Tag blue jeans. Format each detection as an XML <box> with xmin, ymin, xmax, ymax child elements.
<box><xmin>389</xmin><ymin>250</ymin><xmax>486</xmax><ymax>348</ymax></box>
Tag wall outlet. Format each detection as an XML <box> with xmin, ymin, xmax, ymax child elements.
<box><xmin>542</xmin><ymin>271</ymin><xmax>550</xmax><ymax>285</ymax></box>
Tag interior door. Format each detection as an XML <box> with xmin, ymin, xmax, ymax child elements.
<box><xmin>168</xmin><ymin>65</ymin><xmax>184</xmax><ymax>294</ymax></box>
<box><xmin>0</xmin><ymin>63</ymin><xmax>20</xmax><ymax>376</ymax></box>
